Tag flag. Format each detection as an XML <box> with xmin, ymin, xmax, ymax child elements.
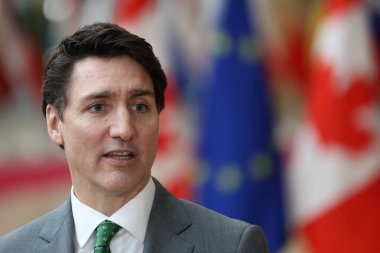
<box><xmin>287</xmin><ymin>0</ymin><xmax>380</xmax><ymax>252</ymax></box>
<box><xmin>114</xmin><ymin>0</ymin><xmax>156</xmax><ymax>25</ymax></box>
<box><xmin>197</xmin><ymin>0</ymin><xmax>286</xmax><ymax>251</ymax></box>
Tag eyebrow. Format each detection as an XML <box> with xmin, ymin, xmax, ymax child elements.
<box><xmin>81</xmin><ymin>88</ymin><xmax>154</xmax><ymax>102</ymax></box>
<box><xmin>81</xmin><ymin>90</ymin><xmax>116</xmax><ymax>101</ymax></box>
<box><xmin>129</xmin><ymin>88</ymin><xmax>155</xmax><ymax>99</ymax></box>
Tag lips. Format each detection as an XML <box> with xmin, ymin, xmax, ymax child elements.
<box><xmin>104</xmin><ymin>150</ymin><xmax>137</xmax><ymax>160</ymax></box>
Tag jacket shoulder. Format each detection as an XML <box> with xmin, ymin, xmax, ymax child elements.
<box><xmin>0</xmin><ymin>200</ymin><xmax>70</xmax><ymax>252</ymax></box>
<box><xmin>179</xmin><ymin>199</ymin><xmax>270</xmax><ymax>253</ymax></box>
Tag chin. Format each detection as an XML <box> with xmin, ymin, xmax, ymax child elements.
<box><xmin>102</xmin><ymin>172</ymin><xmax>149</xmax><ymax>194</ymax></box>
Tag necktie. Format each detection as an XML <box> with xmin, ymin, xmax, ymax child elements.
<box><xmin>94</xmin><ymin>220</ymin><xmax>121</xmax><ymax>253</ymax></box>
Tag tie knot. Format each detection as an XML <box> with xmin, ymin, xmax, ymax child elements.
<box><xmin>94</xmin><ymin>220</ymin><xmax>121</xmax><ymax>253</ymax></box>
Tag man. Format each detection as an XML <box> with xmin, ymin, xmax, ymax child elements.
<box><xmin>0</xmin><ymin>22</ymin><xmax>269</xmax><ymax>253</ymax></box>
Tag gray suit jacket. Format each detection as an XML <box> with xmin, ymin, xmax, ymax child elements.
<box><xmin>0</xmin><ymin>178</ymin><xmax>270</xmax><ymax>253</ymax></box>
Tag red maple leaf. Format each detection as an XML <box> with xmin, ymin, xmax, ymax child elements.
<box><xmin>307</xmin><ymin>59</ymin><xmax>376</xmax><ymax>152</ymax></box>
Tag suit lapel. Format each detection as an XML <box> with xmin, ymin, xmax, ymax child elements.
<box><xmin>33</xmin><ymin>199</ymin><xmax>75</xmax><ymax>253</ymax></box>
<box><xmin>144</xmin><ymin>178</ymin><xmax>194</xmax><ymax>253</ymax></box>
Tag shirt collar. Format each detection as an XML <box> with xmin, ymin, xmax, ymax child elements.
<box><xmin>71</xmin><ymin>177</ymin><xmax>155</xmax><ymax>248</ymax></box>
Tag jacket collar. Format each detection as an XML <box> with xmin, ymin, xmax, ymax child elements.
<box><xmin>36</xmin><ymin>199</ymin><xmax>75</xmax><ymax>253</ymax></box>
<box><xmin>143</xmin><ymin>178</ymin><xmax>194</xmax><ymax>253</ymax></box>
<box><xmin>33</xmin><ymin>178</ymin><xmax>194</xmax><ymax>253</ymax></box>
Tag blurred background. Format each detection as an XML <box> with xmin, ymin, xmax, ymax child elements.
<box><xmin>1</xmin><ymin>0</ymin><xmax>380</xmax><ymax>252</ymax></box>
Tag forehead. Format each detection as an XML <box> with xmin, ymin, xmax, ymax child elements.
<box><xmin>67</xmin><ymin>56</ymin><xmax>154</xmax><ymax>101</ymax></box>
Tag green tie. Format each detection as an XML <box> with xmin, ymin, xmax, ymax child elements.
<box><xmin>94</xmin><ymin>220</ymin><xmax>121</xmax><ymax>253</ymax></box>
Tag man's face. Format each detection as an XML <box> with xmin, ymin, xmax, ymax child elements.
<box><xmin>46</xmin><ymin>56</ymin><xmax>159</xmax><ymax>203</ymax></box>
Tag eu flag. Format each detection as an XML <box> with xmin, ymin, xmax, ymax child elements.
<box><xmin>198</xmin><ymin>0</ymin><xmax>285</xmax><ymax>251</ymax></box>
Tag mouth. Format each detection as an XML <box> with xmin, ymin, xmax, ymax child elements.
<box><xmin>103</xmin><ymin>150</ymin><xmax>137</xmax><ymax>160</ymax></box>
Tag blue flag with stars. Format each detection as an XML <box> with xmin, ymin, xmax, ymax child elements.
<box><xmin>198</xmin><ymin>0</ymin><xmax>286</xmax><ymax>251</ymax></box>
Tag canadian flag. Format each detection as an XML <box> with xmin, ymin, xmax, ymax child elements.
<box><xmin>287</xmin><ymin>0</ymin><xmax>380</xmax><ymax>252</ymax></box>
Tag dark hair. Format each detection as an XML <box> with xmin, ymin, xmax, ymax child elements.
<box><xmin>42</xmin><ymin>22</ymin><xmax>167</xmax><ymax>120</ymax></box>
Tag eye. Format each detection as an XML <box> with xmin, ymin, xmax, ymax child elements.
<box><xmin>88</xmin><ymin>103</ymin><xmax>105</xmax><ymax>113</ymax></box>
<box><xmin>132</xmin><ymin>103</ymin><xmax>148</xmax><ymax>112</ymax></box>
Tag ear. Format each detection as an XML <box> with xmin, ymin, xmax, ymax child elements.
<box><xmin>46</xmin><ymin>105</ymin><xmax>64</xmax><ymax>146</ymax></box>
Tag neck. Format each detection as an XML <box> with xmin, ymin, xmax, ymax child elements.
<box><xmin>73</xmin><ymin>178</ymin><xmax>150</xmax><ymax>216</ymax></box>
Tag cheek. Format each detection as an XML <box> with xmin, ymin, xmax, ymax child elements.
<box><xmin>142</xmin><ymin>121</ymin><xmax>159</xmax><ymax>150</ymax></box>
<box><xmin>63</xmin><ymin>124</ymin><xmax>101</xmax><ymax>151</ymax></box>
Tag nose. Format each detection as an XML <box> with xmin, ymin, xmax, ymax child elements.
<box><xmin>109</xmin><ymin>108</ymin><xmax>136</xmax><ymax>141</ymax></box>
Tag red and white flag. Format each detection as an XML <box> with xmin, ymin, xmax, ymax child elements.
<box><xmin>287</xmin><ymin>0</ymin><xmax>380</xmax><ymax>252</ymax></box>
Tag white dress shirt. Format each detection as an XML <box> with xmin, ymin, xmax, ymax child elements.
<box><xmin>71</xmin><ymin>178</ymin><xmax>155</xmax><ymax>253</ymax></box>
